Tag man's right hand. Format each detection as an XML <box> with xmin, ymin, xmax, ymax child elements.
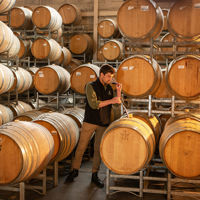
<box><xmin>111</xmin><ymin>97</ymin><xmax>121</xmax><ymax>104</ymax></box>
<box><xmin>98</xmin><ymin>97</ymin><xmax>121</xmax><ymax>108</ymax></box>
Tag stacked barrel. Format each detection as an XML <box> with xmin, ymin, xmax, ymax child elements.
<box><xmin>0</xmin><ymin>2</ymin><xmax>88</xmax><ymax>187</ymax></box>
<box><xmin>0</xmin><ymin>0</ymin><xmax>200</xmax><ymax>190</ymax></box>
<box><xmin>0</xmin><ymin>108</ymin><xmax>85</xmax><ymax>185</ymax></box>
<box><xmin>98</xmin><ymin>0</ymin><xmax>200</xmax><ymax>181</ymax></box>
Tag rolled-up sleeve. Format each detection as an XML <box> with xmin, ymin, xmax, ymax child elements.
<box><xmin>85</xmin><ymin>83</ymin><xmax>101</xmax><ymax>109</ymax></box>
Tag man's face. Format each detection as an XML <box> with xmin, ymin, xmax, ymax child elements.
<box><xmin>100</xmin><ymin>72</ymin><xmax>114</xmax><ymax>85</ymax></box>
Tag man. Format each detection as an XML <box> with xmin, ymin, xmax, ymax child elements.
<box><xmin>64</xmin><ymin>64</ymin><xmax>122</xmax><ymax>188</ymax></box>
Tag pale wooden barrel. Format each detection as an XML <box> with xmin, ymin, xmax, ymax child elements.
<box><xmin>55</xmin><ymin>47</ymin><xmax>72</xmax><ymax>67</ymax></box>
<box><xmin>100</xmin><ymin>117</ymin><xmax>156</xmax><ymax>175</ymax></box>
<box><xmin>126</xmin><ymin>113</ymin><xmax>161</xmax><ymax>142</ymax></box>
<box><xmin>14</xmin><ymin>110</ymin><xmax>44</xmax><ymax>121</ymax></box>
<box><xmin>160</xmin><ymin>33</ymin><xmax>198</xmax><ymax>56</ymax></box>
<box><xmin>33</xmin><ymin>112</ymin><xmax>79</xmax><ymax>162</ymax></box>
<box><xmin>32</xmin><ymin>6</ymin><xmax>62</xmax><ymax>31</ymax></box>
<box><xmin>31</xmin><ymin>38</ymin><xmax>62</xmax><ymax>62</ymax></box>
<box><xmin>117</xmin><ymin>0</ymin><xmax>163</xmax><ymax>40</ymax></box>
<box><xmin>10</xmin><ymin>7</ymin><xmax>33</xmax><ymax>29</ymax></box>
<box><xmin>153</xmin><ymin>70</ymin><xmax>172</xmax><ymax>99</ymax></box>
<box><xmin>0</xmin><ymin>104</ymin><xmax>14</xmax><ymax>124</ymax></box>
<box><xmin>0</xmin><ymin>21</ymin><xmax>14</xmax><ymax>53</ymax></box>
<box><xmin>62</xmin><ymin>107</ymin><xmax>85</xmax><ymax>128</ymax></box>
<box><xmin>65</xmin><ymin>58</ymin><xmax>82</xmax><ymax>74</ymax></box>
<box><xmin>34</xmin><ymin>65</ymin><xmax>70</xmax><ymax>95</ymax></box>
<box><xmin>70</xmin><ymin>64</ymin><xmax>99</xmax><ymax>95</ymax></box>
<box><xmin>27</xmin><ymin>66</ymin><xmax>39</xmax><ymax>89</ymax></box>
<box><xmin>165</xmin><ymin>55</ymin><xmax>200</xmax><ymax>100</ymax></box>
<box><xmin>0</xmin><ymin>0</ymin><xmax>16</xmax><ymax>14</ymax></box>
<box><xmin>168</xmin><ymin>0</ymin><xmax>200</xmax><ymax>40</ymax></box>
<box><xmin>69</xmin><ymin>34</ymin><xmax>93</xmax><ymax>55</ymax></box>
<box><xmin>4</xmin><ymin>34</ymin><xmax>20</xmax><ymax>58</ymax></box>
<box><xmin>9</xmin><ymin>101</ymin><xmax>33</xmax><ymax>116</ymax></box>
<box><xmin>11</xmin><ymin>67</ymin><xmax>33</xmax><ymax>94</ymax></box>
<box><xmin>159</xmin><ymin>115</ymin><xmax>200</xmax><ymax>178</ymax></box>
<box><xmin>102</xmin><ymin>39</ymin><xmax>124</xmax><ymax>61</ymax></box>
<box><xmin>0</xmin><ymin>121</ymin><xmax>54</xmax><ymax>184</ymax></box>
<box><xmin>97</xmin><ymin>46</ymin><xmax>106</xmax><ymax>62</ymax></box>
<box><xmin>17</xmin><ymin>39</ymin><xmax>32</xmax><ymax>59</ymax></box>
<box><xmin>0</xmin><ymin>64</ymin><xmax>16</xmax><ymax>94</ymax></box>
<box><xmin>97</xmin><ymin>18</ymin><xmax>119</xmax><ymax>38</ymax></box>
<box><xmin>116</xmin><ymin>55</ymin><xmax>162</xmax><ymax>97</ymax></box>
<box><xmin>58</xmin><ymin>3</ymin><xmax>81</xmax><ymax>25</ymax></box>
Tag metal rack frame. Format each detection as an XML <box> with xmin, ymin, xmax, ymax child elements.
<box><xmin>123</xmin><ymin>95</ymin><xmax>200</xmax><ymax>117</ymax></box>
<box><xmin>0</xmin><ymin>161</ymin><xmax>58</xmax><ymax>200</ymax></box>
<box><xmin>106</xmin><ymin>161</ymin><xmax>200</xmax><ymax>200</ymax></box>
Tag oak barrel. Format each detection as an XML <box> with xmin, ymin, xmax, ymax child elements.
<box><xmin>31</xmin><ymin>38</ymin><xmax>62</xmax><ymax>62</ymax></box>
<box><xmin>0</xmin><ymin>21</ymin><xmax>14</xmax><ymax>53</ymax></box>
<box><xmin>14</xmin><ymin>110</ymin><xmax>44</xmax><ymax>121</ymax></box>
<box><xmin>0</xmin><ymin>104</ymin><xmax>14</xmax><ymax>124</ymax></box>
<box><xmin>11</xmin><ymin>67</ymin><xmax>33</xmax><ymax>94</ymax></box>
<box><xmin>58</xmin><ymin>3</ymin><xmax>81</xmax><ymax>25</ymax></box>
<box><xmin>55</xmin><ymin>47</ymin><xmax>72</xmax><ymax>67</ymax></box>
<box><xmin>117</xmin><ymin>0</ymin><xmax>163</xmax><ymax>40</ymax></box>
<box><xmin>65</xmin><ymin>58</ymin><xmax>82</xmax><ymax>74</ymax></box>
<box><xmin>97</xmin><ymin>46</ymin><xmax>106</xmax><ymax>62</ymax></box>
<box><xmin>0</xmin><ymin>121</ymin><xmax>54</xmax><ymax>184</ymax></box>
<box><xmin>100</xmin><ymin>117</ymin><xmax>157</xmax><ymax>175</ymax></box>
<box><xmin>126</xmin><ymin>113</ymin><xmax>161</xmax><ymax>142</ymax></box>
<box><xmin>27</xmin><ymin>66</ymin><xmax>39</xmax><ymax>89</ymax></box>
<box><xmin>69</xmin><ymin>34</ymin><xmax>93</xmax><ymax>55</ymax></box>
<box><xmin>34</xmin><ymin>112</ymin><xmax>79</xmax><ymax>162</ymax></box>
<box><xmin>17</xmin><ymin>39</ymin><xmax>32</xmax><ymax>59</ymax></box>
<box><xmin>10</xmin><ymin>7</ymin><xmax>33</xmax><ymax>29</ymax></box>
<box><xmin>116</xmin><ymin>55</ymin><xmax>162</xmax><ymax>97</ymax></box>
<box><xmin>0</xmin><ymin>0</ymin><xmax>16</xmax><ymax>14</ymax></box>
<box><xmin>0</xmin><ymin>64</ymin><xmax>16</xmax><ymax>94</ymax></box>
<box><xmin>159</xmin><ymin>115</ymin><xmax>200</xmax><ymax>178</ymax></box>
<box><xmin>168</xmin><ymin>0</ymin><xmax>200</xmax><ymax>40</ymax></box>
<box><xmin>102</xmin><ymin>39</ymin><xmax>124</xmax><ymax>61</ymax></box>
<box><xmin>34</xmin><ymin>65</ymin><xmax>70</xmax><ymax>95</ymax></box>
<box><xmin>97</xmin><ymin>18</ymin><xmax>119</xmax><ymax>38</ymax></box>
<box><xmin>9</xmin><ymin>101</ymin><xmax>33</xmax><ymax>116</ymax></box>
<box><xmin>165</xmin><ymin>55</ymin><xmax>200</xmax><ymax>100</ymax></box>
<box><xmin>32</xmin><ymin>6</ymin><xmax>62</xmax><ymax>31</ymax></box>
<box><xmin>4</xmin><ymin>34</ymin><xmax>20</xmax><ymax>58</ymax></box>
<box><xmin>62</xmin><ymin>107</ymin><xmax>85</xmax><ymax>128</ymax></box>
<box><xmin>160</xmin><ymin>33</ymin><xmax>198</xmax><ymax>57</ymax></box>
<box><xmin>70</xmin><ymin>64</ymin><xmax>99</xmax><ymax>95</ymax></box>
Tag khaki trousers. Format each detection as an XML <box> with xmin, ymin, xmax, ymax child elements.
<box><xmin>72</xmin><ymin>122</ymin><xmax>106</xmax><ymax>173</ymax></box>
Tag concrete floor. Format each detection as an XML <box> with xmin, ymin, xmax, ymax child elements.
<box><xmin>0</xmin><ymin>159</ymin><xmax>168</xmax><ymax>200</ymax></box>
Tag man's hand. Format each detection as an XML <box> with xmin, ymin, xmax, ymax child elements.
<box><xmin>116</xmin><ymin>83</ymin><xmax>122</xmax><ymax>97</ymax></box>
<box><xmin>111</xmin><ymin>96</ymin><xmax>121</xmax><ymax>104</ymax></box>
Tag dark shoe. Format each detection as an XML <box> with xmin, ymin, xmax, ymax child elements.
<box><xmin>91</xmin><ymin>172</ymin><xmax>104</xmax><ymax>188</ymax></box>
<box><xmin>64</xmin><ymin>169</ymin><xmax>79</xmax><ymax>183</ymax></box>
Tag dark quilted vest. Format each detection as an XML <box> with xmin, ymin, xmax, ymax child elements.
<box><xmin>83</xmin><ymin>78</ymin><xmax>113</xmax><ymax>126</ymax></box>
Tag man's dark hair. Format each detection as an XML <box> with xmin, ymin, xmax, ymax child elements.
<box><xmin>99</xmin><ymin>64</ymin><xmax>115</xmax><ymax>75</ymax></box>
